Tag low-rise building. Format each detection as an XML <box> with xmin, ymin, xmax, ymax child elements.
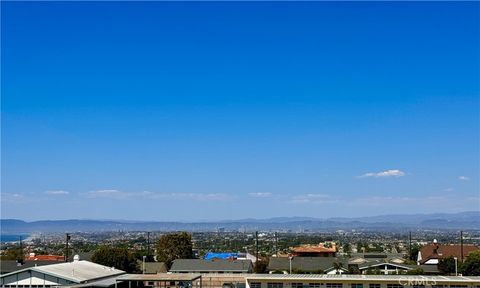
<box><xmin>245</xmin><ymin>274</ymin><xmax>480</xmax><ymax>288</ymax></box>
<box><xmin>417</xmin><ymin>240</ymin><xmax>479</xmax><ymax>265</ymax></box>
<box><xmin>0</xmin><ymin>260</ymin><xmax>125</xmax><ymax>288</ymax></box>
<box><xmin>170</xmin><ymin>259</ymin><xmax>253</xmax><ymax>274</ymax></box>
<box><xmin>268</xmin><ymin>257</ymin><xmax>347</xmax><ymax>274</ymax></box>
<box><xmin>291</xmin><ymin>244</ymin><xmax>336</xmax><ymax>258</ymax></box>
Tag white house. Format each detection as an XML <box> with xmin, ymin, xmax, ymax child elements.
<box><xmin>0</xmin><ymin>259</ymin><xmax>125</xmax><ymax>288</ymax></box>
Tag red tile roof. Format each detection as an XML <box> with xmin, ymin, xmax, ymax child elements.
<box><xmin>24</xmin><ymin>255</ymin><xmax>64</xmax><ymax>261</ymax></box>
<box><xmin>419</xmin><ymin>244</ymin><xmax>478</xmax><ymax>264</ymax></box>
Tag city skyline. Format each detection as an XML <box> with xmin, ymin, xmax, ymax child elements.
<box><xmin>1</xmin><ymin>2</ymin><xmax>479</xmax><ymax>221</ymax></box>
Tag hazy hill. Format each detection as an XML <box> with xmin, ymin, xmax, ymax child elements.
<box><xmin>1</xmin><ymin>211</ymin><xmax>478</xmax><ymax>234</ymax></box>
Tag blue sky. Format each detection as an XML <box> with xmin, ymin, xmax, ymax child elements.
<box><xmin>1</xmin><ymin>2</ymin><xmax>479</xmax><ymax>221</ymax></box>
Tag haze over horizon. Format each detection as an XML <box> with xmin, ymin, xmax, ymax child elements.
<box><xmin>2</xmin><ymin>2</ymin><xmax>479</xmax><ymax>221</ymax></box>
<box><xmin>2</xmin><ymin>211</ymin><xmax>479</xmax><ymax>223</ymax></box>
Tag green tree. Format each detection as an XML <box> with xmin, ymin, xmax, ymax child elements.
<box><xmin>0</xmin><ymin>246</ymin><xmax>23</xmax><ymax>261</ymax></box>
<box><xmin>438</xmin><ymin>256</ymin><xmax>456</xmax><ymax>275</ymax></box>
<box><xmin>155</xmin><ymin>232</ymin><xmax>193</xmax><ymax>268</ymax></box>
<box><xmin>407</xmin><ymin>244</ymin><xmax>420</xmax><ymax>262</ymax></box>
<box><xmin>461</xmin><ymin>250</ymin><xmax>480</xmax><ymax>276</ymax></box>
<box><xmin>91</xmin><ymin>245</ymin><xmax>139</xmax><ymax>273</ymax></box>
<box><xmin>254</xmin><ymin>258</ymin><xmax>268</xmax><ymax>273</ymax></box>
<box><xmin>333</xmin><ymin>262</ymin><xmax>344</xmax><ymax>274</ymax></box>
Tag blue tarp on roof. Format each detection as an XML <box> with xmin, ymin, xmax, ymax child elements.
<box><xmin>204</xmin><ymin>252</ymin><xmax>238</xmax><ymax>260</ymax></box>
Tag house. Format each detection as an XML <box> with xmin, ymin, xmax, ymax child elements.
<box><xmin>348</xmin><ymin>253</ymin><xmax>405</xmax><ymax>265</ymax></box>
<box><xmin>170</xmin><ymin>259</ymin><xmax>253</xmax><ymax>274</ymax></box>
<box><xmin>0</xmin><ymin>260</ymin><xmax>56</xmax><ymax>274</ymax></box>
<box><xmin>245</xmin><ymin>274</ymin><xmax>480</xmax><ymax>288</ymax></box>
<box><xmin>0</xmin><ymin>259</ymin><xmax>125</xmax><ymax>287</ymax></box>
<box><xmin>357</xmin><ymin>262</ymin><xmax>412</xmax><ymax>275</ymax></box>
<box><xmin>267</xmin><ymin>257</ymin><xmax>348</xmax><ymax>274</ymax></box>
<box><xmin>417</xmin><ymin>239</ymin><xmax>479</xmax><ymax>265</ymax></box>
<box><xmin>25</xmin><ymin>253</ymin><xmax>64</xmax><ymax>262</ymax></box>
<box><xmin>291</xmin><ymin>243</ymin><xmax>336</xmax><ymax>257</ymax></box>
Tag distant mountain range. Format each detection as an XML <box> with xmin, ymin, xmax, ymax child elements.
<box><xmin>1</xmin><ymin>211</ymin><xmax>479</xmax><ymax>233</ymax></box>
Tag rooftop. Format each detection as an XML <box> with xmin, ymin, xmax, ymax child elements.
<box><xmin>116</xmin><ymin>274</ymin><xmax>202</xmax><ymax>282</ymax></box>
<box><xmin>292</xmin><ymin>243</ymin><xmax>337</xmax><ymax>254</ymax></box>
<box><xmin>0</xmin><ymin>260</ymin><xmax>125</xmax><ymax>283</ymax></box>
<box><xmin>245</xmin><ymin>274</ymin><xmax>480</xmax><ymax>282</ymax></box>
<box><xmin>170</xmin><ymin>259</ymin><xmax>253</xmax><ymax>273</ymax></box>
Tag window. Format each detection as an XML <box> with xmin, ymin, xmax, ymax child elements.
<box><xmin>292</xmin><ymin>283</ymin><xmax>304</xmax><ymax>288</ymax></box>
<box><xmin>268</xmin><ymin>283</ymin><xmax>283</xmax><ymax>288</ymax></box>
<box><xmin>352</xmin><ymin>284</ymin><xmax>363</xmax><ymax>288</ymax></box>
<box><xmin>369</xmin><ymin>284</ymin><xmax>380</xmax><ymax>288</ymax></box>
<box><xmin>326</xmin><ymin>283</ymin><xmax>342</xmax><ymax>288</ymax></box>
<box><xmin>310</xmin><ymin>283</ymin><xmax>321</xmax><ymax>288</ymax></box>
<box><xmin>387</xmin><ymin>284</ymin><xmax>402</xmax><ymax>288</ymax></box>
<box><xmin>251</xmin><ymin>283</ymin><xmax>261</xmax><ymax>288</ymax></box>
<box><xmin>413</xmin><ymin>285</ymin><xmax>425</xmax><ymax>288</ymax></box>
<box><xmin>450</xmin><ymin>286</ymin><xmax>467</xmax><ymax>288</ymax></box>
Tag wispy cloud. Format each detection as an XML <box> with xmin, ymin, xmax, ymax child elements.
<box><xmin>0</xmin><ymin>193</ymin><xmax>29</xmax><ymax>203</ymax></box>
<box><xmin>291</xmin><ymin>193</ymin><xmax>335</xmax><ymax>204</ymax></box>
<box><xmin>248</xmin><ymin>192</ymin><xmax>272</xmax><ymax>198</ymax></box>
<box><xmin>444</xmin><ymin>188</ymin><xmax>454</xmax><ymax>192</ymax></box>
<box><xmin>459</xmin><ymin>176</ymin><xmax>470</xmax><ymax>181</ymax></box>
<box><xmin>148</xmin><ymin>192</ymin><xmax>233</xmax><ymax>201</ymax></box>
<box><xmin>358</xmin><ymin>169</ymin><xmax>406</xmax><ymax>178</ymax></box>
<box><xmin>84</xmin><ymin>189</ymin><xmax>232</xmax><ymax>201</ymax></box>
<box><xmin>45</xmin><ymin>190</ymin><xmax>69</xmax><ymax>196</ymax></box>
<box><xmin>85</xmin><ymin>189</ymin><xmax>127</xmax><ymax>199</ymax></box>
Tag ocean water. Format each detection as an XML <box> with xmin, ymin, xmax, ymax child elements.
<box><xmin>0</xmin><ymin>234</ymin><xmax>29</xmax><ymax>243</ymax></box>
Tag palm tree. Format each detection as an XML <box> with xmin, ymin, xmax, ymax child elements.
<box><xmin>333</xmin><ymin>262</ymin><xmax>344</xmax><ymax>274</ymax></box>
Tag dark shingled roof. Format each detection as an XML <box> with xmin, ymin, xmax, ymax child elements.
<box><xmin>170</xmin><ymin>259</ymin><xmax>253</xmax><ymax>273</ymax></box>
<box><xmin>0</xmin><ymin>260</ymin><xmax>54</xmax><ymax>274</ymax></box>
<box><xmin>268</xmin><ymin>257</ymin><xmax>348</xmax><ymax>273</ymax></box>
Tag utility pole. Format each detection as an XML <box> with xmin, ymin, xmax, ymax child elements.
<box><xmin>460</xmin><ymin>231</ymin><xmax>464</xmax><ymax>262</ymax></box>
<box><xmin>65</xmin><ymin>233</ymin><xmax>71</xmax><ymax>262</ymax></box>
<box><xmin>274</xmin><ymin>232</ymin><xmax>278</xmax><ymax>257</ymax></box>
<box><xmin>147</xmin><ymin>232</ymin><xmax>151</xmax><ymax>260</ymax></box>
<box><xmin>255</xmin><ymin>231</ymin><xmax>259</xmax><ymax>263</ymax></box>
<box><xmin>409</xmin><ymin>231</ymin><xmax>412</xmax><ymax>258</ymax></box>
<box><xmin>19</xmin><ymin>236</ymin><xmax>23</xmax><ymax>263</ymax></box>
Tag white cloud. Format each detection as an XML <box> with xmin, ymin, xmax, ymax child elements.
<box><xmin>0</xmin><ymin>193</ymin><xmax>29</xmax><ymax>203</ymax></box>
<box><xmin>459</xmin><ymin>176</ymin><xmax>470</xmax><ymax>181</ymax></box>
<box><xmin>84</xmin><ymin>190</ymin><xmax>232</xmax><ymax>201</ymax></box>
<box><xmin>149</xmin><ymin>192</ymin><xmax>232</xmax><ymax>201</ymax></box>
<box><xmin>358</xmin><ymin>169</ymin><xmax>406</xmax><ymax>178</ymax></box>
<box><xmin>248</xmin><ymin>192</ymin><xmax>272</xmax><ymax>198</ymax></box>
<box><xmin>45</xmin><ymin>190</ymin><xmax>69</xmax><ymax>195</ymax></box>
<box><xmin>85</xmin><ymin>189</ymin><xmax>126</xmax><ymax>199</ymax></box>
<box><xmin>291</xmin><ymin>193</ymin><xmax>334</xmax><ymax>204</ymax></box>
<box><xmin>444</xmin><ymin>188</ymin><xmax>454</xmax><ymax>192</ymax></box>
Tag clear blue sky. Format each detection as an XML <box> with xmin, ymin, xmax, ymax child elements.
<box><xmin>1</xmin><ymin>2</ymin><xmax>479</xmax><ymax>221</ymax></box>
